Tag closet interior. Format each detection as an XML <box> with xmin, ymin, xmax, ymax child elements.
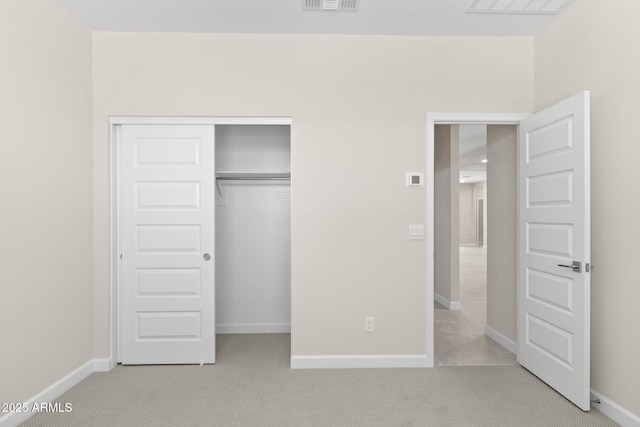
<box><xmin>215</xmin><ymin>125</ymin><xmax>291</xmax><ymax>334</ymax></box>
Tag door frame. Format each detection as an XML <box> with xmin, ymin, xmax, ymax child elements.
<box><xmin>425</xmin><ymin>112</ymin><xmax>529</xmax><ymax>367</ymax></box>
<box><xmin>108</xmin><ymin>116</ymin><xmax>292</xmax><ymax>366</ymax></box>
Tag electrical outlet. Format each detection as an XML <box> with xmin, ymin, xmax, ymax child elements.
<box><xmin>364</xmin><ymin>317</ymin><xmax>374</xmax><ymax>332</ymax></box>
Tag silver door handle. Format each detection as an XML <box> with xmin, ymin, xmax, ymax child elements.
<box><xmin>558</xmin><ymin>261</ymin><xmax>581</xmax><ymax>272</ymax></box>
<box><xmin>203</xmin><ymin>253</ymin><xmax>211</xmax><ymax>261</ymax></box>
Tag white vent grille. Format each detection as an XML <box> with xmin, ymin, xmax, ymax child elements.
<box><xmin>303</xmin><ymin>0</ymin><xmax>359</xmax><ymax>12</ymax></box>
<box><xmin>322</xmin><ymin>0</ymin><xmax>339</xmax><ymax>9</ymax></box>
<box><xmin>466</xmin><ymin>0</ymin><xmax>574</xmax><ymax>14</ymax></box>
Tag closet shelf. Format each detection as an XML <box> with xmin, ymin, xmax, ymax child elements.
<box><xmin>216</xmin><ymin>171</ymin><xmax>290</xmax><ymax>180</ymax></box>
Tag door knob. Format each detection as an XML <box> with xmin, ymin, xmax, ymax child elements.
<box><xmin>558</xmin><ymin>261</ymin><xmax>581</xmax><ymax>272</ymax></box>
<box><xmin>203</xmin><ymin>253</ymin><xmax>211</xmax><ymax>261</ymax></box>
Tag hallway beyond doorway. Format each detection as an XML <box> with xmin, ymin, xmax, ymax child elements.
<box><xmin>435</xmin><ymin>246</ymin><xmax>516</xmax><ymax>366</ymax></box>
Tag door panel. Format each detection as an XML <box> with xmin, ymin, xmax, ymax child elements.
<box><xmin>136</xmin><ymin>225</ymin><xmax>202</xmax><ymax>252</ymax></box>
<box><xmin>527</xmin><ymin>223</ymin><xmax>573</xmax><ymax>257</ymax></box>
<box><xmin>526</xmin><ymin>313</ymin><xmax>573</xmax><ymax>365</ymax></box>
<box><xmin>121</xmin><ymin>124</ymin><xmax>215</xmax><ymax>365</ymax></box>
<box><xmin>526</xmin><ymin>117</ymin><xmax>573</xmax><ymax>160</ymax></box>
<box><xmin>136</xmin><ymin>181</ymin><xmax>201</xmax><ymax>210</ymax></box>
<box><xmin>527</xmin><ymin>171</ymin><xmax>573</xmax><ymax>205</ymax></box>
<box><xmin>136</xmin><ymin>268</ymin><xmax>202</xmax><ymax>296</ymax></box>
<box><xmin>518</xmin><ymin>91</ymin><xmax>590</xmax><ymax>410</ymax></box>
<box><xmin>526</xmin><ymin>269</ymin><xmax>573</xmax><ymax>313</ymax></box>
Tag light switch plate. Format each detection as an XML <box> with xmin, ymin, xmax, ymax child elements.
<box><xmin>409</xmin><ymin>224</ymin><xmax>424</xmax><ymax>240</ymax></box>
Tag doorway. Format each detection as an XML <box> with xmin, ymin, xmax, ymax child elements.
<box><xmin>426</xmin><ymin>114</ymin><xmax>527</xmax><ymax>367</ymax></box>
<box><xmin>433</xmin><ymin>123</ymin><xmax>516</xmax><ymax>366</ymax></box>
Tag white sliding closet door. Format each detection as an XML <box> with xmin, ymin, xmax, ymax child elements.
<box><xmin>120</xmin><ymin>124</ymin><xmax>216</xmax><ymax>364</ymax></box>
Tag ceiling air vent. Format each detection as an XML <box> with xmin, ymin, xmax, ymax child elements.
<box><xmin>303</xmin><ymin>0</ymin><xmax>359</xmax><ymax>12</ymax></box>
<box><xmin>466</xmin><ymin>0</ymin><xmax>574</xmax><ymax>14</ymax></box>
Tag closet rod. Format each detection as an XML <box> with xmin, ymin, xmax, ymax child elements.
<box><xmin>216</xmin><ymin>177</ymin><xmax>290</xmax><ymax>181</ymax></box>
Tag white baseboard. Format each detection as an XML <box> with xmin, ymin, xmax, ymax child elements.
<box><xmin>485</xmin><ymin>325</ymin><xmax>517</xmax><ymax>354</ymax></box>
<box><xmin>216</xmin><ymin>323</ymin><xmax>291</xmax><ymax>334</ymax></box>
<box><xmin>290</xmin><ymin>355</ymin><xmax>429</xmax><ymax>369</ymax></box>
<box><xmin>434</xmin><ymin>293</ymin><xmax>461</xmax><ymax>311</ymax></box>
<box><xmin>591</xmin><ymin>389</ymin><xmax>640</xmax><ymax>427</ymax></box>
<box><xmin>0</xmin><ymin>360</ymin><xmax>95</xmax><ymax>427</ymax></box>
<box><xmin>92</xmin><ymin>358</ymin><xmax>113</xmax><ymax>372</ymax></box>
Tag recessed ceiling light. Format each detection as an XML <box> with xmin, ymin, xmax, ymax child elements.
<box><xmin>481</xmin><ymin>159</ymin><xmax>488</xmax><ymax>163</ymax></box>
<box><xmin>466</xmin><ymin>0</ymin><xmax>574</xmax><ymax>14</ymax></box>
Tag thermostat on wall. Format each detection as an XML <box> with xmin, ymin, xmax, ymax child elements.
<box><xmin>406</xmin><ymin>172</ymin><xmax>423</xmax><ymax>187</ymax></box>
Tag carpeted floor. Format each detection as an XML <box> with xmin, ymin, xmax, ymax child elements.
<box><xmin>22</xmin><ymin>334</ymin><xmax>616</xmax><ymax>427</ymax></box>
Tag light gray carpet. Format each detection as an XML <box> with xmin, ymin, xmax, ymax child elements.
<box><xmin>22</xmin><ymin>334</ymin><xmax>616</xmax><ymax>427</ymax></box>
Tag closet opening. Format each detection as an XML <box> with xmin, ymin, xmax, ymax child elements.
<box><xmin>214</xmin><ymin>125</ymin><xmax>292</xmax><ymax>337</ymax></box>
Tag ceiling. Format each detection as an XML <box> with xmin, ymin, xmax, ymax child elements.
<box><xmin>57</xmin><ymin>0</ymin><xmax>573</xmax><ymax>37</ymax></box>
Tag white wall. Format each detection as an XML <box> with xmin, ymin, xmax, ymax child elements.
<box><xmin>92</xmin><ymin>33</ymin><xmax>533</xmax><ymax>358</ymax></box>
<box><xmin>0</xmin><ymin>0</ymin><xmax>93</xmax><ymax>405</ymax></box>
<box><xmin>535</xmin><ymin>0</ymin><xmax>640</xmax><ymax>417</ymax></box>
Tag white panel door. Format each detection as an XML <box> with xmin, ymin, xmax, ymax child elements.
<box><xmin>120</xmin><ymin>124</ymin><xmax>215</xmax><ymax>364</ymax></box>
<box><xmin>518</xmin><ymin>92</ymin><xmax>590</xmax><ymax>410</ymax></box>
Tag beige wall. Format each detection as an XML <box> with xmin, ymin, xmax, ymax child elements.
<box><xmin>474</xmin><ymin>183</ymin><xmax>486</xmax><ymax>247</ymax></box>
<box><xmin>434</xmin><ymin>125</ymin><xmax>460</xmax><ymax>304</ymax></box>
<box><xmin>0</xmin><ymin>0</ymin><xmax>93</xmax><ymax>404</ymax></box>
<box><xmin>459</xmin><ymin>182</ymin><xmax>486</xmax><ymax>246</ymax></box>
<box><xmin>92</xmin><ymin>33</ymin><xmax>533</xmax><ymax>357</ymax></box>
<box><xmin>459</xmin><ymin>183</ymin><xmax>475</xmax><ymax>245</ymax></box>
<box><xmin>535</xmin><ymin>0</ymin><xmax>640</xmax><ymax>416</ymax></box>
<box><xmin>486</xmin><ymin>126</ymin><xmax>517</xmax><ymax>343</ymax></box>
